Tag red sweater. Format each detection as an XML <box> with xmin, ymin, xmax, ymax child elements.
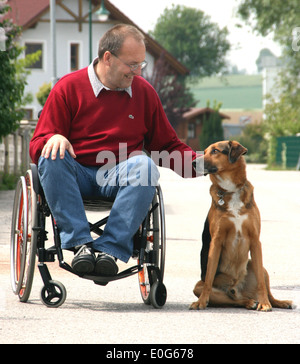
<box><xmin>30</xmin><ymin>67</ymin><xmax>197</xmax><ymax>176</ymax></box>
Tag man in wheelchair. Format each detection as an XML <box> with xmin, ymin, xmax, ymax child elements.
<box><xmin>29</xmin><ymin>24</ymin><xmax>199</xmax><ymax>277</ymax></box>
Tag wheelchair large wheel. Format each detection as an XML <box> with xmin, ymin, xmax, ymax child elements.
<box><xmin>10</xmin><ymin>170</ymin><xmax>38</xmax><ymax>302</ymax></box>
<box><xmin>138</xmin><ymin>186</ymin><xmax>166</xmax><ymax>308</ymax></box>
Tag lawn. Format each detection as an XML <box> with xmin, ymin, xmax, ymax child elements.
<box><xmin>189</xmin><ymin>74</ymin><xmax>263</xmax><ymax>110</ymax></box>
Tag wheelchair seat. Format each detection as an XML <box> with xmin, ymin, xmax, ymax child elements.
<box><xmin>82</xmin><ymin>196</ymin><xmax>114</xmax><ymax>211</ymax></box>
<box><xmin>31</xmin><ymin>163</ymin><xmax>114</xmax><ymax>211</ymax></box>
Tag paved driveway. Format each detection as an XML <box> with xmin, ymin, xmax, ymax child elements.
<box><xmin>0</xmin><ymin>165</ymin><xmax>299</xmax><ymax>344</ymax></box>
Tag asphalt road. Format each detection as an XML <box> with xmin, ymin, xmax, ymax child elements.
<box><xmin>1</xmin><ymin>165</ymin><xmax>300</xmax><ymax>344</ymax></box>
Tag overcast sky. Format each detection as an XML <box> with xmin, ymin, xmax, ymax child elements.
<box><xmin>110</xmin><ymin>0</ymin><xmax>281</xmax><ymax>74</ymax></box>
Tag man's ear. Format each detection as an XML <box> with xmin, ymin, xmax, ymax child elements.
<box><xmin>103</xmin><ymin>51</ymin><xmax>113</xmax><ymax>66</ymax></box>
<box><xmin>228</xmin><ymin>141</ymin><xmax>248</xmax><ymax>163</ymax></box>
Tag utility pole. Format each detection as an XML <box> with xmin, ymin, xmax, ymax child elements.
<box><xmin>50</xmin><ymin>0</ymin><xmax>57</xmax><ymax>87</ymax></box>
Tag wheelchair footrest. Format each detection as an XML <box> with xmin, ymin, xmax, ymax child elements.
<box><xmin>82</xmin><ymin>264</ymin><xmax>143</xmax><ymax>285</ymax></box>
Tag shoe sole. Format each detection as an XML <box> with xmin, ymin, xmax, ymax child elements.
<box><xmin>72</xmin><ymin>256</ymin><xmax>95</xmax><ymax>274</ymax></box>
<box><xmin>94</xmin><ymin>257</ymin><xmax>118</xmax><ymax>276</ymax></box>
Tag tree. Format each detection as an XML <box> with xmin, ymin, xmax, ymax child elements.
<box><xmin>144</xmin><ymin>53</ymin><xmax>195</xmax><ymax>129</ymax></box>
<box><xmin>150</xmin><ymin>5</ymin><xmax>230</xmax><ymax>79</ymax></box>
<box><xmin>199</xmin><ymin>101</ymin><xmax>224</xmax><ymax>149</ymax></box>
<box><xmin>237</xmin><ymin>0</ymin><xmax>300</xmax><ymax>104</ymax></box>
<box><xmin>0</xmin><ymin>2</ymin><xmax>40</xmax><ymax>140</ymax></box>
<box><xmin>36</xmin><ymin>82</ymin><xmax>51</xmax><ymax>107</ymax></box>
<box><xmin>263</xmin><ymin>95</ymin><xmax>300</xmax><ymax>137</ymax></box>
<box><xmin>237</xmin><ymin>0</ymin><xmax>300</xmax><ymax>167</ymax></box>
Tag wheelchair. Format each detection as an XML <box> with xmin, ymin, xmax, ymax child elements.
<box><xmin>10</xmin><ymin>164</ymin><xmax>167</xmax><ymax>309</ymax></box>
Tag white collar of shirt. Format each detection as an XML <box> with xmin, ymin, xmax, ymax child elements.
<box><xmin>88</xmin><ymin>57</ymin><xmax>132</xmax><ymax>98</ymax></box>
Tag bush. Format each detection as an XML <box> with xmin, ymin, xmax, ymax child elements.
<box><xmin>0</xmin><ymin>172</ymin><xmax>18</xmax><ymax>190</ymax></box>
<box><xmin>36</xmin><ymin>82</ymin><xmax>51</xmax><ymax>107</ymax></box>
<box><xmin>234</xmin><ymin>122</ymin><xmax>267</xmax><ymax>163</ymax></box>
<box><xmin>263</xmin><ymin>95</ymin><xmax>300</xmax><ymax>168</ymax></box>
<box><xmin>0</xmin><ymin>3</ymin><xmax>41</xmax><ymax>140</ymax></box>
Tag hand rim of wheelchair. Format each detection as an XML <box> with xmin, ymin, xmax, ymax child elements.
<box><xmin>137</xmin><ymin>186</ymin><xmax>166</xmax><ymax>307</ymax></box>
<box><xmin>10</xmin><ymin>166</ymin><xmax>167</xmax><ymax>309</ymax></box>
<box><xmin>10</xmin><ymin>171</ymin><xmax>37</xmax><ymax>302</ymax></box>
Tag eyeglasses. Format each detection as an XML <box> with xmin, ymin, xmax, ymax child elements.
<box><xmin>110</xmin><ymin>52</ymin><xmax>148</xmax><ymax>71</ymax></box>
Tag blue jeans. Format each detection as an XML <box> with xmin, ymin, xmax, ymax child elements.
<box><xmin>38</xmin><ymin>152</ymin><xmax>160</xmax><ymax>262</ymax></box>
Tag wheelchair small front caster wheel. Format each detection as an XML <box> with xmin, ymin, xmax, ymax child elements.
<box><xmin>40</xmin><ymin>280</ymin><xmax>66</xmax><ymax>308</ymax></box>
<box><xmin>150</xmin><ymin>281</ymin><xmax>167</xmax><ymax>309</ymax></box>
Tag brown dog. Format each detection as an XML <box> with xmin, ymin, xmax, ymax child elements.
<box><xmin>190</xmin><ymin>140</ymin><xmax>293</xmax><ymax>311</ymax></box>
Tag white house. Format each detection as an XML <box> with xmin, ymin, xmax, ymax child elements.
<box><xmin>7</xmin><ymin>0</ymin><xmax>188</xmax><ymax>119</ymax></box>
<box><xmin>259</xmin><ymin>51</ymin><xmax>282</xmax><ymax>110</ymax></box>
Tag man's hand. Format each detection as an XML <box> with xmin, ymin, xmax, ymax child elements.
<box><xmin>41</xmin><ymin>134</ymin><xmax>76</xmax><ymax>160</ymax></box>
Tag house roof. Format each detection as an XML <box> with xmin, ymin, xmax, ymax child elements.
<box><xmin>6</xmin><ymin>0</ymin><xmax>189</xmax><ymax>75</ymax></box>
<box><xmin>183</xmin><ymin>107</ymin><xmax>230</xmax><ymax>120</ymax></box>
<box><xmin>6</xmin><ymin>0</ymin><xmax>49</xmax><ymax>29</ymax></box>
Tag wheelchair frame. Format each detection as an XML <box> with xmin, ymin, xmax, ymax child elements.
<box><xmin>10</xmin><ymin>164</ymin><xmax>167</xmax><ymax>308</ymax></box>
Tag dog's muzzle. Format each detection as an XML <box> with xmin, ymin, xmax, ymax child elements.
<box><xmin>204</xmin><ymin>163</ymin><xmax>218</xmax><ymax>175</ymax></box>
<box><xmin>192</xmin><ymin>156</ymin><xmax>207</xmax><ymax>176</ymax></box>
<box><xmin>192</xmin><ymin>157</ymin><xmax>218</xmax><ymax>176</ymax></box>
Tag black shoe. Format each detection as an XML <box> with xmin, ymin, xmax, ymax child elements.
<box><xmin>71</xmin><ymin>245</ymin><xmax>95</xmax><ymax>274</ymax></box>
<box><xmin>94</xmin><ymin>253</ymin><xmax>118</xmax><ymax>276</ymax></box>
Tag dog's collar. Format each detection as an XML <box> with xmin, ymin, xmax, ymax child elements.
<box><xmin>217</xmin><ymin>184</ymin><xmax>246</xmax><ymax>206</ymax></box>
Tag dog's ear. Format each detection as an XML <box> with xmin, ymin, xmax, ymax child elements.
<box><xmin>228</xmin><ymin>141</ymin><xmax>248</xmax><ymax>163</ymax></box>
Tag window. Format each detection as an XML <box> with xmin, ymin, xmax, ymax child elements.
<box><xmin>25</xmin><ymin>42</ymin><xmax>43</xmax><ymax>69</ymax></box>
<box><xmin>22</xmin><ymin>109</ymin><xmax>33</xmax><ymax>120</ymax></box>
<box><xmin>188</xmin><ymin>123</ymin><xmax>196</xmax><ymax>138</ymax></box>
<box><xmin>70</xmin><ymin>43</ymin><xmax>80</xmax><ymax>71</ymax></box>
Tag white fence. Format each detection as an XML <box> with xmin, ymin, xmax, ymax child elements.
<box><xmin>0</xmin><ymin>121</ymin><xmax>37</xmax><ymax>175</ymax></box>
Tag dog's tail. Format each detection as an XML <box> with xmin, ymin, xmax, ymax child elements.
<box><xmin>264</xmin><ymin>268</ymin><xmax>295</xmax><ymax>309</ymax></box>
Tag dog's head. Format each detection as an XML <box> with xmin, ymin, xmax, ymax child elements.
<box><xmin>193</xmin><ymin>140</ymin><xmax>248</xmax><ymax>175</ymax></box>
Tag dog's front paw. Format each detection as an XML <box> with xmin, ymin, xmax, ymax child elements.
<box><xmin>245</xmin><ymin>299</ymin><xmax>258</xmax><ymax>310</ymax></box>
<box><xmin>189</xmin><ymin>301</ymin><xmax>199</xmax><ymax>310</ymax></box>
<box><xmin>189</xmin><ymin>300</ymin><xmax>207</xmax><ymax>310</ymax></box>
<box><xmin>257</xmin><ymin>302</ymin><xmax>272</xmax><ymax>312</ymax></box>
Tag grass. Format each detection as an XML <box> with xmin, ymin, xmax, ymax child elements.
<box><xmin>0</xmin><ymin>172</ymin><xmax>18</xmax><ymax>190</ymax></box>
<box><xmin>189</xmin><ymin>74</ymin><xmax>263</xmax><ymax>110</ymax></box>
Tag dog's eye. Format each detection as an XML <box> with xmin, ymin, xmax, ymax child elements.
<box><xmin>211</xmin><ymin>149</ymin><xmax>219</xmax><ymax>155</ymax></box>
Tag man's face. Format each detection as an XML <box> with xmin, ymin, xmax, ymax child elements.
<box><xmin>106</xmin><ymin>36</ymin><xmax>146</xmax><ymax>90</ymax></box>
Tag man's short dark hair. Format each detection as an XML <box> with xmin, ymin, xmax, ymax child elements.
<box><xmin>98</xmin><ymin>24</ymin><xmax>145</xmax><ymax>59</ymax></box>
